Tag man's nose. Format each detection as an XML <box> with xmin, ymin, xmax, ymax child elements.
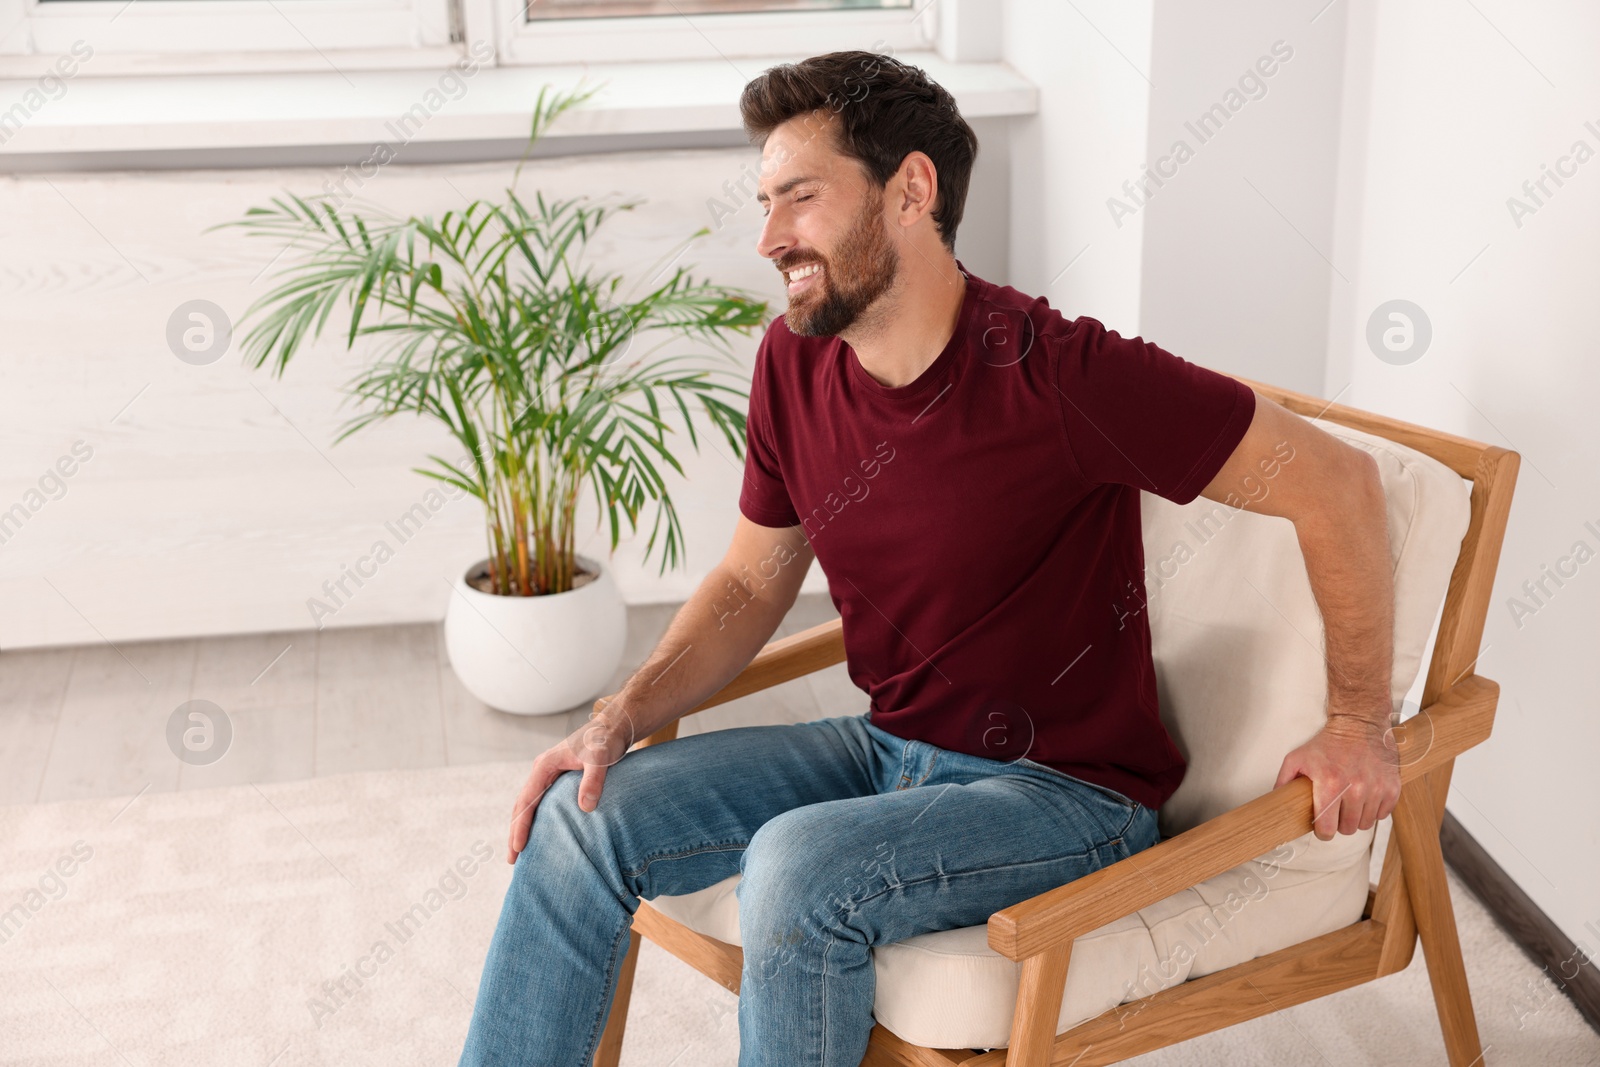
<box><xmin>757</xmin><ymin>207</ymin><xmax>791</xmax><ymax>263</ymax></box>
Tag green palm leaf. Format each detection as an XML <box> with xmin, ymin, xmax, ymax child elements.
<box><xmin>219</xmin><ymin>79</ymin><xmax>771</xmax><ymax>596</ymax></box>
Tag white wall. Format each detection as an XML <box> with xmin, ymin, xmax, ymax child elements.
<box><xmin>1000</xmin><ymin>0</ymin><xmax>1342</xmax><ymax>393</ymax></box>
<box><xmin>1138</xmin><ymin>0</ymin><xmax>1348</xmax><ymax>394</ymax></box>
<box><xmin>1327</xmin><ymin>0</ymin><xmax>1599</xmax><ymax>952</ymax></box>
<box><xmin>1003</xmin><ymin>0</ymin><xmax>1154</xmax><ymax>336</ymax></box>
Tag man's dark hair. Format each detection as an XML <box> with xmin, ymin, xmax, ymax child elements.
<box><xmin>738</xmin><ymin>50</ymin><xmax>979</xmax><ymax>253</ymax></box>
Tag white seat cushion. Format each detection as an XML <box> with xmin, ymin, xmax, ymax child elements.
<box><xmin>646</xmin><ymin>415</ymin><xmax>1471</xmax><ymax>1048</ymax></box>
<box><xmin>646</xmin><ymin>836</ymin><xmax>1370</xmax><ymax>1048</ymax></box>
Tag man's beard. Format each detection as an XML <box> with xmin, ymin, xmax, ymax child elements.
<box><xmin>782</xmin><ymin>195</ymin><xmax>900</xmax><ymax>338</ymax></box>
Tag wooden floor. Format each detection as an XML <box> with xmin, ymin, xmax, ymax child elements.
<box><xmin>0</xmin><ymin>592</ymin><xmax>862</xmax><ymax>807</ymax></box>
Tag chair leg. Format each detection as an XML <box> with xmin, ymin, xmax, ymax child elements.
<box><xmin>594</xmin><ymin>929</ymin><xmax>642</xmax><ymax>1067</ymax></box>
<box><xmin>1392</xmin><ymin>776</ymin><xmax>1488</xmax><ymax>1066</ymax></box>
<box><xmin>1006</xmin><ymin>943</ymin><xmax>1070</xmax><ymax>1066</ymax></box>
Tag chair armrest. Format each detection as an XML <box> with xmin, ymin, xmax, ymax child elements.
<box><xmin>593</xmin><ymin>616</ymin><xmax>845</xmax><ymax>722</ymax></box>
<box><xmin>986</xmin><ymin>674</ymin><xmax>1499</xmax><ymax>962</ymax></box>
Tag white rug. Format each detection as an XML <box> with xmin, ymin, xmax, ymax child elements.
<box><xmin>0</xmin><ymin>761</ymin><xmax>1594</xmax><ymax>1066</ymax></box>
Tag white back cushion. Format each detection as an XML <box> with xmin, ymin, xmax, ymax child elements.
<box><xmin>1140</xmin><ymin>418</ymin><xmax>1471</xmax><ymax>870</ymax></box>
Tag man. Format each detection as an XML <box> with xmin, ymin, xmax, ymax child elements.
<box><xmin>460</xmin><ymin>51</ymin><xmax>1400</xmax><ymax>1067</ymax></box>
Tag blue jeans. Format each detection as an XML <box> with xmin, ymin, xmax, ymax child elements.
<box><xmin>459</xmin><ymin>711</ymin><xmax>1160</xmax><ymax>1066</ymax></box>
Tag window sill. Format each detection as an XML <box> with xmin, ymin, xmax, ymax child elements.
<box><xmin>0</xmin><ymin>51</ymin><xmax>1037</xmax><ymax>171</ymax></box>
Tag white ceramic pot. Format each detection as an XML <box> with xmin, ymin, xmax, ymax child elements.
<box><xmin>444</xmin><ymin>552</ymin><xmax>627</xmax><ymax>716</ymax></box>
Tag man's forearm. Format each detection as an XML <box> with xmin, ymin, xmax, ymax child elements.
<box><xmin>597</xmin><ymin>561</ymin><xmax>795</xmax><ymax>743</ymax></box>
<box><xmin>1294</xmin><ymin>448</ymin><xmax>1395</xmax><ymax>726</ymax></box>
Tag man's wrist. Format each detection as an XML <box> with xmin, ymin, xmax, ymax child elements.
<box><xmin>593</xmin><ymin>691</ymin><xmax>657</xmax><ymax>746</ymax></box>
<box><xmin>1325</xmin><ymin>708</ymin><xmax>1393</xmax><ymax>734</ymax></box>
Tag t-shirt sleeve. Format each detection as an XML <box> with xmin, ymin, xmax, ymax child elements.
<box><xmin>1054</xmin><ymin>316</ymin><xmax>1256</xmax><ymax>505</ymax></box>
<box><xmin>738</xmin><ymin>332</ymin><xmax>802</xmax><ymax>528</ymax></box>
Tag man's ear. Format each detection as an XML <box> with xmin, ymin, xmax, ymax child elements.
<box><xmin>892</xmin><ymin>151</ymin><xmax>940</xmax><ymax>228</ymax></box>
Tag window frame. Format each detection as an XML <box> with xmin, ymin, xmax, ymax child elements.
<box><xmin>0</xmin><ymin>0</ymin><xmax>462</xmax><ymax>76</ymax></box>
<box><xmin>491</xmin><ymin>0</ymin><xmax>936</xmax><ymax>66</ymax></box>
<box><xmin>0</xmin><ymin>0</ymin><xmax>955</xmax><ymax>91</ymax></box>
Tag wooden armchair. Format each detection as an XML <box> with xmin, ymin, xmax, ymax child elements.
<box><xmin>591</xmin><ymin>379</ymin><xmax>1520</xmax><ymax>1067</ymax></box>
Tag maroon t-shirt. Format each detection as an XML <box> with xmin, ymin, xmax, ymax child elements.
<box><xmin>738</xmin><ymin>261</ymin><xmax>1256</xmax><ymax>811</ymax></box>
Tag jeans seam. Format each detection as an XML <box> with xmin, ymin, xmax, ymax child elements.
<box><xmin>844</xmin><ymin>840</ymin><xmax>1116</xmax><ymax>914</ymax></box>
<box><xmin>910</xmin><ymin>748</ymin><xmax>939</xmax><ymax>788</ymax></box>
<box><xmin>580</xmin><ymin>911</ymin><xmax>633</xmax><ymax>1064</ymax></box>
<box><xmin>622</xmin><ymin>839</ymin><xmax>748</xmax><ymax>879</ymax></box>
<box><xmin>821</xmin><ymin>928</ymin><xmax>833</xmax><ymax>1065</ymax></box>
<box><xmin>1116</xmin><ymin>803</ymin><xmax>1143</xmax><ymax>843</ymax></box>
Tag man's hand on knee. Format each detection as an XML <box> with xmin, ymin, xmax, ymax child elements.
<box><xmin>506</xmin><ymin>702</ymin><xmax>636</xmax><ymax>864</ymax></box>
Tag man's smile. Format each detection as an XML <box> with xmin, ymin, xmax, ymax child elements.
<box><xmin>784</xmin><ymin>262</ymin><xmax>824</xmax><ymax>294</ymax></box>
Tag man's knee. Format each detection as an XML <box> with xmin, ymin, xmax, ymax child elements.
<box><xmin>737</xmin><ymin>808</ymin><xmax>898</xmax><ymax>986</ymax></box>
<box><xmin>534</xmin><ymin>752</ymin><xmax>646</xmax><ymax>836</ymax></box>
<box><xmin>519</xmin><ymin>754</ymin><xmax>671</xmax><ymax>882</ymax></box>
<box><xmin>739</xmin><ymin>809</ymin><xmax>872</xmax><ymax>934</ymax></box>
<box><xmin>521</xmin><ymin>771</ymin><xmax>609</xmax><ymax>868</ymax></box>
<box><xmin>534</xmin><ymin>767</ymin><xmax>583</xmax><ymax>823</ymax></box>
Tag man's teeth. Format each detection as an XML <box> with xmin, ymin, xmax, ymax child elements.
<box><xmin>787</xmin><ymin>264</ymin><xmax>822</xmax><ymax>283</ymax></box>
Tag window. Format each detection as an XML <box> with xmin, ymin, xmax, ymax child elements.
<box><xmin>501</xmin><ymin>0</ymin><xmax>931</xmax><ymax>65</ymax></box>
<box><xmin>0</xmin><ymin>0</ymin><xmax>935</xmax><ymax>78</ymax></box>
<box><xmin>0</xmin><ymin>0</ymin><xmax>462</xmax><ymax>76</ymax></box>
<box><xmin>527</xmin><ymin>0</ymin><xmax>914</xmax><ymax>19</ymax></box>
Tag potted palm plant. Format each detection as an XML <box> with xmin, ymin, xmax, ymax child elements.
<box><xmin>217</xmin><ymin>83</ymin><xmax>770</xmax><ymax>714</ymax></box>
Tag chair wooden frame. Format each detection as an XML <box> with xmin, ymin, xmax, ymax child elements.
<box><xmin>591</xmin><ymin>378</ymin><xmax>1521</xmax><ymax>1067</ymax></box>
